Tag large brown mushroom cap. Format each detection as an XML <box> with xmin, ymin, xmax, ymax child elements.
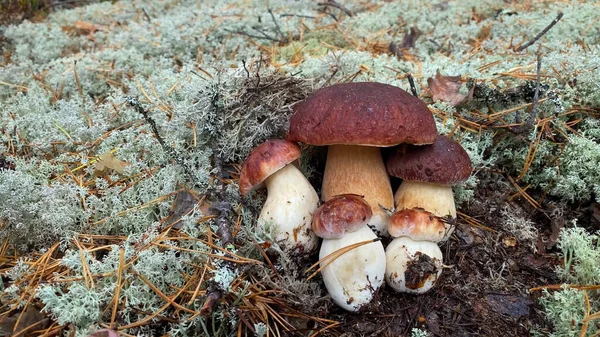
<box><xmin>312</xmin><ymin>194</ymin><xmax>373</xmax><ymax>239</ymax></box>
<box><xmin>387</xmin><ymin>135</ymin><xmax>472</xmax><ymax>186</ymax></box>
<box><xmin>287</xmin><ymin>82</ymin><xmax>437</xmax><ymax>146</ymax></box>
<box><xmin>238</xmin><ymin>139</ymin><xmax>301</xmax><ymax>196</ymax></box>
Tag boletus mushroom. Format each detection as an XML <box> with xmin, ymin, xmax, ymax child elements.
<box><xmin>288</xmin><ymin>82</ymin><xmax>437</xmax><ymax>237</ymax></box>
<box><xmin>239</xmin><ymin>139</ymin><xmax>319</xmax><ymax>254</ymax></box>
<box><xmin>312</xmin><ymin>194</ymin><xmax>386</xmax><ymax>312</ymax></box>
<box><xmin>385</xmin><ymin>208</ymin><xmax>445</xmax><ymax>294</ymax></box>
<box><xmin>386</xmin><ymin>134</ymin><xmax>472</xmax><ymax>241</ymax></box>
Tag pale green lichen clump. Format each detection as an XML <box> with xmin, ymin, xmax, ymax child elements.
<box><xmin>1</xmin><ymin>0</ymin><xmax>600</xmax><ymax>335</ymax></box>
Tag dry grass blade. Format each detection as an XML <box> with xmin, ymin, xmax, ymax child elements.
<box><xmin>507</xmin><ymin>175</ymin><xmax>541</xmax><ymax>208</ymax></box>
<box><xmin>304</xmin><ymin>238</ymin><xmax>380</xmax><ymax>281</ymax></box>
<box><xmin>580</xmin><ymin>291</ymin><xmax>591</xmax><ymax>337</ymax></box>
<box><xmin>457</xmin><ymin>211</ymin><xmax>497</xmax><ymax>233</ymax></box>
<box><xmin>132</xmin><ymin>270</ymin><xmax>197</xmax><ymax>314</ymax></box>
<box><xmin>110</xmin><ymin>247</ymin><xmax>126</xmax><ymax>329</ymax></box>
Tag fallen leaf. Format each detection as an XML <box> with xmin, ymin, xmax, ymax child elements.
<box><xmin>388</xmin><ymin>27</ymin><xmax>422</xmax><ymax>59</ymax></box>
<box><xmin>73</xmin><ymin>20</ymin><xmax>107</xmax><ymax>34</ymax></box>
<box><xmin>427</xmin><ymin>70</ymin><xmax>473</xmax><ymax>106</ymax></box>
<box><xmin>87</xmin><ymin>329</ymin><xmax>119</xmax><ymax>337</ymax></box>
<box><xmin>503</xmin><ymin>235</ymin><xmax>517</xmax><ymax>247</ymax></box>
<box><xmin>164</xmin><ymin>189</ymin><xmax>209</xmax><ymax>229</ymax></box>
<box><xmin>95</xmin><ymin>152</ymin><xmax>129</xmax><ymax>174</ymax></box>
<box><xmin>400</xmin><ymin>27</ymin><xmax>422</xmax><ymax>49</ymax></box>
<box><xmin>0</xmin><ymin>306</ymin><xmax>49</xmax><ymax>336</ymax></box>
<box><xmin>485</xmin><ymin>293</ymin><xmax>533</xmax><ymax>318</ymax></box>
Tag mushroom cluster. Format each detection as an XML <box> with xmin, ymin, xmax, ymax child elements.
<box><xmin>238</xmin><ymin>82</ymin><xmax>472</xmax><ymax>312</ymax></box>
<box><xmin>287</xmin><ymin>82</ymin><xmax>437</xmax><ymax>237</ymax></box>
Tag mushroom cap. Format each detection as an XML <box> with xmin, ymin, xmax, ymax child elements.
<box><xmin>386</xmin><ymin>134</ymin><xmax>472</xmax><ymax>185</ymax></box>
<box><xmin>312</xmin><ymin>194</ymin><xmax>373</xmax><ymax>239</ymax></box>
<box><xmin>238</xmin><ymin>139</ymin><xmax>301</xmax><ymax>196</ymax></box>
<box><xmin>287</xmin><ymin>82</ymin><xmax>437</xmax><ymax>147</ymax></box>
<box><xmin>388</xmin><ymin>208</ymin><xmax>447</xmax><ymax>242</ymax></box>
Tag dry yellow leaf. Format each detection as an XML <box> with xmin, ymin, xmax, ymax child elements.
<box><xmin>95</xmin><ymin>152</ymin><xmax>128</xmax><ymax>174</ymax></box>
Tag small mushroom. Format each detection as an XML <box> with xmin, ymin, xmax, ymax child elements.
<box><xmin>312</xmin><ymin>194</ymin><xmax>386</xmax><ymax>312</ymax></box>
<box><xmin>385</xmin><ymin>208</ymin><xmax>445</xmax><ymax>294</ymax></box>
<box><xmin>386</xmin><ymin>135</ymin><xmax>472</xmax><ymax>241</ymax></box>
<box><xmin>288</xmin><ymin>82</ymin><xmax>438</xmax><ymax>237</ymax></box>
<box><xmin>239</xmin><ymin>139</ymin><xmax>319</xmax><ymax>254</ymax></box>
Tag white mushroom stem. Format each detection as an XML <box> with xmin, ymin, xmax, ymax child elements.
<box><xmin>322</xmin><ymin>145</ymin><xmax>394</xmax><ymax>237</ymax></box>
<box><xmin>259</xmin><ymin>164</ymin><xmax>319</xmax><ymax>253</ymax></box>
<box><xmin>394</xmin><ymin>180</ymin><xmax>456</xmax><ymax>240</ymax></box>
<box><xmin>319</xmin><ymin>225</ymin><xmax>386</xmax><ymax>312</ymax></box>
<box><xmin>385</xmin><ymin>236</ymin><xmax>443</xmax><ymax>294</ymax></box>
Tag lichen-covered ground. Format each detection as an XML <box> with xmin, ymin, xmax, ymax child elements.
<box><xmin>1</xmin><ymin>0</ymin><xmax>600</xmax><ymax>336</ymax></box>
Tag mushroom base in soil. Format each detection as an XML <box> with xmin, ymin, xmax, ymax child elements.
<box><xmin>385</xmin><ymin>237</ymin><xmax>443</xmax><ymax>294</ymax></box>
<box><xmin>322</xmin><ymin>144</ymin><xmax>394</xmax><ymax>237</ymax></box>
<box><xmin>259</xmin><ymin>164</ymin><xmax>320</xmax><ymax>253</ymax></box>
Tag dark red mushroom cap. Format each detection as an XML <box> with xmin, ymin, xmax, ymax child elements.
<box><xmin>312</xmin><ymin>194</ymin><xmax>373</xmax><ymax>239</ymax></box>
<box><xmin>386</xmin><ymin>135</ymin><xmax>472</xmax><ymax>186</ymax></box>
<box><xmin>287</xmin><ymin>82</ymin><xmax>437</xmax><ymax>146</ymax></box>
<box><xmin>238</xmin><ymin>139</ymin><xmax>301</xmax><ymax>196</ymax></box>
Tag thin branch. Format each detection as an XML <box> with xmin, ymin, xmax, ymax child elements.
<box><xmin>406</xmin><ymin>73</ymin><xmax>418</xmax><ymax>97</ymax></box>
<box><xmin>317</xmin><ymin>0</ymin><xmax>354</xmax><ymax>17</ymax></box>
<box><xmin>224</xmin><ymin>28</ymin><xmax>280</xmax><ymax>42</ymax></box>
<box><xmin>280</xmin><ymin>13</ymin><xmax>316</xmax><ymax>19</ymax></box>
<box><xmin>141</xmin><ymin>8</ymin><xmax>152</xmax><ymax>22</ymax></box>
<box><xmin>515</xmin><ymin>12</ymin><xmax>563</xmax><ymax>52</ymax></box>
<box><xmin>126</xmin><ymin>97</ymin><xmax>194</xmax><ymax>180</ymax></box>
<box><xmin>268</xmin><ymin>9</ymin><xmax>284</xmax><ymax>40</ymax></box>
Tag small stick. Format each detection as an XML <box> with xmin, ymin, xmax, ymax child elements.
<box><xmin>142</xmin><ymin>8</ymin><xmax>152</xmax><ymax>22</ymax></box>
<box><xmin>280</xmin><ymin>13</ymin><xmax>316</xmax><ymax>19</ymax></box>
<box><xmin>317</xmin><ymin>0</ymin><xmax>354</xmax><ymax>17</ymax></box>
<box><xmin>224</xmin><ymin>29</ymin><xmax>280</xmax><ymax>42</ymax></box>
<box><xmin>126</xmin><ymin>97</ymin><xmax>194</xmax><ymax>180</ymax></box>
<box><xmin>241</xmin><ymin>60</ymin><xmax>251</xmax><ymax>78</ymax></box>
<box><xmin>515</xmin><ymin>12</ymin><xmax>563</xmax><ymax>52</ymax></box>
<box><xmin>406</xmin><ymin>73</ymin><xmax>418</xmax><ymax>97</ymax></box>
<box><xmin>268</xmin><ymin>9</ymin><xmax>285</xmax><ymax>40</ymax></box>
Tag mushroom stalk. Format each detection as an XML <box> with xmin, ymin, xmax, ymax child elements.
<box><xmin>319</xmin><ymin>225</ymin><xmax>386</xmax><ymax>312</ymax></box>
<box><xmin>394</xmin><ymin>180</ymin><xmax>456</xmax><ymax>218</ymax></box>
<box><xmin>259</xmin><ymin>164</ymin><xmax>319</xmax><ymax>253</ymax></box>
<box><xmin>322</xmin><ymin>145</ymin><xmax>393</xmax><ymax>236</ymax></box>
<box><xmin>394</xmin><ymin>180</ymin><xmax>455</xmax><ymax>240</ymax></box>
